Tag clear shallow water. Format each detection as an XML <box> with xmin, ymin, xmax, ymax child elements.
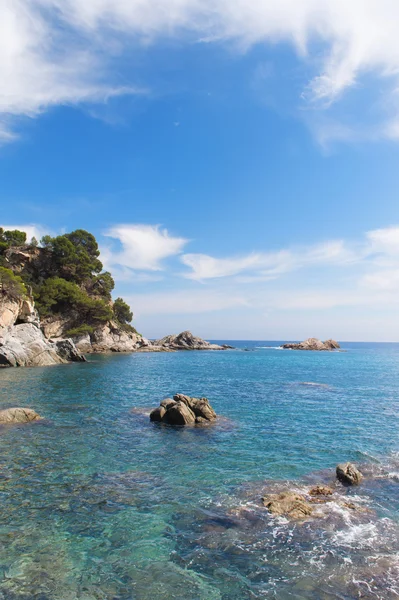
<box><xmin>0</xmin><ymin>341</ymin><xmax>398</xmax><ymax>599</ymax></box>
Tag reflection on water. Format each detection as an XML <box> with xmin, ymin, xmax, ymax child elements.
<box><xmin>0</xmin><ymin>344</ymin><xmax>398</xmax><ymax>598</ymax></box>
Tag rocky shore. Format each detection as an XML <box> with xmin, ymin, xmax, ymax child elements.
<box><xmin>281</xmin><ymin>337</ymin><xmax>340</xmax><ymax>351</ymax></box>
<box><xmin>0</xmin><ymin>292</ymin><xmax>85</xmax><ymax>367</ymax></box>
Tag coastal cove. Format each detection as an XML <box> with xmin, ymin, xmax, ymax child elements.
<box><xmin>0</xmin><ymin>341</ymin><xmax>398</xmax><ymax>599</ymax></box>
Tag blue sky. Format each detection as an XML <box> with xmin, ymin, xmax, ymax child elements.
<box><xmin>2</xmin><ymin>1</ymin><xmax>399</xmax><ymax>340</ymax></box>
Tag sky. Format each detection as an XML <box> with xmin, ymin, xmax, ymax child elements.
<box><xmin>2</xmin><ymin>1</ymin><xmax>399</xmax><ymax>341</ymax></box>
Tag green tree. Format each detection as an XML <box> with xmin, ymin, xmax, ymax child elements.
<box><xmin>1</xmin><ymin>229</ymin><xmax>27</xmax><ymax>247</ymax></box>
<box><xmin>113</xmin><ymin>297</ymin><xmax>133</xmax><ymax>324</ymax></box>
<box><xmin>0</xmin><ymin>267</ymin><xmax>26</xmax><ymax>299</ymax></box>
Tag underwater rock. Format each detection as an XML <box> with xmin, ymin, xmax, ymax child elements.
<box><xmin>309</xmin><ymin>485</ymin><xmax>333</xmax><ymax>497</ymax></box>
<box><xmin>150</xmin><ymin>394</ymin><xmax>217</xmax><ymax>425</ymax></box>
<box><xmin>262</xmin><ymin>491</ymin><xmax>313</xmax><ymax>519</ymax></box>
<box><xmin>336</xmin><ymin>462</ymin><xmax>363</xmax><ymax>485</ymax></box>
<box><xmin>0</xmin><ymin>407</ymin><xmax>41</xmax><ymax>423</ymax></box>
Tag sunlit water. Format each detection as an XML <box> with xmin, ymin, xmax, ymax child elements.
<box><xmin>0</xmin><ymin>341</ymin><xmax>398</xmax><ymax>599</ymax></box>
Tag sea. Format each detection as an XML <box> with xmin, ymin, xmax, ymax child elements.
<box><xmin>0</xmin><ymin>341</ymin><xmax>398</xmax><ymax>599</ymax></box>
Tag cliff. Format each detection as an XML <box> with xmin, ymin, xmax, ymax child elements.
<box><xmin>0</xmin><ymin>290</ymin><xmax>84</xmax><ymax>367</ymax></box>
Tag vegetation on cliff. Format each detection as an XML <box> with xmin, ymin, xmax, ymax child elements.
<box><xmin>0</xmin><ymin>227</ymin><xmax>136</xmax><ymax>334</ymax></box>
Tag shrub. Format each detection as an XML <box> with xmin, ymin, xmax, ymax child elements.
<box><xmin>0</xmin><ymin>267</ymin><xmax>27</xmax><ymax>299</ymax></box>
<box><xmin>65</xmin><ymin>325</ymin><xmax>94</xmax><ymax>337</ymax></box>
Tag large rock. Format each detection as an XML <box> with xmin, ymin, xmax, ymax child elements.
<box><xmin>281</xmin><ymin>338</ymin><xmax>340</xmax><ymax>351</ymax></box>
<box><xmin>154</xmin><ymin>331</ymin><xmax>229</xmax><ymax>351</ymax></box>
<box><xmin>0</xmin><ymin>407</ymin><xmax>41</xmax><ymax>423</ymax></box>
<box><xmin>262</xmin><ymin>492</ymin><xmax>313</xmax><ymax>519</ymax></box>
<box><xmin>336</xmin><ymin>462</ymin><xmax>363</xmax><ymax>485</ymax></box>
<box><xmin>0</xmin><ymin>291</ymin><xmax>85</xmax><ymax>367</ymax></box>
<box><xmin>150</xmin><ymin>394</ymin><xmax>217</xmax><ymax>425</ymax></box>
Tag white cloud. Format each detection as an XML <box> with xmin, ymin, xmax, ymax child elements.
<box><xmin>3</xmin><ymin>1</ymin><xmax>399</xmax><ymax>140</ymax></box>
<box><xmin>181</xmin><ymin>239</ymin><xmax>359</xmax><ymax>280</ymax></box>
<box><xmin>0</xmin><ymin>223</ymin><xmax>49</xmax><ymax>242</ymax></box>
<box><xmin>103</xmin><ymin>224</ymin><xmax>188</xmax><ymax>271</ymax></box>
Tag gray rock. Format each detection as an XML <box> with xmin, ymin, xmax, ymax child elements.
<box><xmin>0</xmin><ymin>407</ymin><xmax>41</xmax><ymax>423</ymax></box>
<box><xmin>160</xmin><ymin>398</ymin><xmax>176</xmax><ymax>409</ymax></box>
<box><xmin>336</xmin><ymin>462</ymin><xmax>363</xmax><ymax>485</ymax></box>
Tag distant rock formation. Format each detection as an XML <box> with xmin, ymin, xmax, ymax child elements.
<box><xmin>281</xmin><ymin>338</ymin><xmax>340</xmax><ymax>351</ymax></box>
<box><xmin>150</xmin><ymin>393</ymin><xmax>217</xmax><ymax>425</ymax></box>
<box><xmin>0</xmin><ymin>292</ymin><xmax>85</xmax><ymax>367</ymax></box>
<box><xmin>153</xmin><ymin>331</ymin><xmax>231</xmax><ymax>351</ymax></box>
<box><xmin>0</xmin><ymin>407</ymin><xmax>42</xmax><ymax>423</ymax></box>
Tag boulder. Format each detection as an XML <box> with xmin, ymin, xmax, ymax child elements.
<box><xmin>281</xmin><ymin>338</ymin><xmax>340</xmax><ymax>351</ymax></box>
<box><xmin>162</xmin><ymin>402</ymin><xmax>196</xmax><ymax>425</ymax></box>
<box><xmin>150</xmin><ymin>406</ymin><xmax>166</xmax><ymax>422</ymax></box>
<box><xmin>336</xmin><ymin>462</ymin><xmax>363</xmax><ymax>485</ymax></box>
<box><xmin>0</xmin><ymin>407</ymin><xmax>41</xmax><ymax>423</ymax></box>
<box><xmin>150</xmin><ymin>394</ymin><xmax>217</xmax><ymax>426</ymax></box>
<box><xmin>262</xmin><ymin>492</ymin><xmax>313</xmax><ymax>519</ymax></box>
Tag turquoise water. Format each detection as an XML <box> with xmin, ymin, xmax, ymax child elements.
<box><xmin>0</xmin><ymin>342</ymin><xmax>398</xmax><ymax>599</ymax></box>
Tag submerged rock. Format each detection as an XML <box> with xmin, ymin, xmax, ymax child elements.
<box><xmin>336</xmin><ymin>462</ymin><xmax>363</xmax><ymax>485</ymax></box>
<box><xmin>281</xmin><ymin>338</ymin><xmax>340</xmax><ymax>351</ymax></box>
<box><xmin>262</xmin><ymin>492</ymin><xmax>313</xmax><ymax>519</ymax></box>
<box><xmin>309</xmin><ymin>485</ymin><xmax>333</xmax><ymax>497</ymax></box>
<box><xmin>150</xmin><ymin>394</ymin><xmax>217</xmax><ymax>425</ymax></box>
<box><xmin>0</xmin><ymin>407</ymin><xmax>41</xmax><ymax>423</ymax></box>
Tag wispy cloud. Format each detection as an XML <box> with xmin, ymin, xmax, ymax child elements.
<box><xmin>103</xmin><ymin>224</ymin><xmax>188</xmax><ymax>271</ymax></box>
<box><xmin>3</xmin><ymin>1</ymin><xmax>399</xmax><ymax>141</ymax></box>
<box><xmin>181</xmin><ymin>240</ymin><xmax>360</xmax><ymax>281</ymax></box>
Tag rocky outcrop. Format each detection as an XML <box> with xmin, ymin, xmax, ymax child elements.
<box><xmin>262</xmin><ymin>492</ymin><xmax>313</xmax><ymax>519</ymax></box>
<box><xmin>0</xmin><ymin>407</ymin><xmax>42</xmax><ymax>423</ymax></box>
<box><xmin>281</xmin><ymin>338</ymin><xmax>340</xmax><ymax>351</ymax></box>
<box><xmin>0</xmin><ymin>293</ymin><xmax>85</xmax><ymax>367</ymax></box>
<box><xmin>150</xmin><ymin>394</ymin><xmax>217</xmax><ymax>425</ymax></box>
<box><xmin>336</xmin><ymin>462</ymin><xmax>363</xmax><ymax>485</ymax></box>
<box><xmin>154</xmin><ymin>331</ymin><xmax>231</xmax><ymax>351</ymax></box>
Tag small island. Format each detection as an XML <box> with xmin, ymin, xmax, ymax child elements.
<box><xmin>281</xmin><ymin>338</ymin><xmax>340</xmax><ymax>351</ymax></box>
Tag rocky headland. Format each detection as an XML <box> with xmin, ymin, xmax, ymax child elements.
<box><xmin>281</xmin><ymin>337</ymin><xmax>340</xmax><ymax>351</ymax></box>
<box><xmin>0</xmin><ymin>228</ymin><xmax>232</xmax><ymax>366</ymax></box>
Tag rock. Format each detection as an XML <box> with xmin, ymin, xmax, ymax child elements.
<box><xmin>150</xmin><ymin>394</ymin><xmax>217</xmax><ymax>426</ymax></box>
<box><xmin>160</xmin><ymin>398</ymin><xmax>176</xmax><ymax>409</ymax></box>
<box><xmin>0</xmin><ymin>407</ymin><xmax>41</xmax><ymax>423</ymax></box>
<box><xmin>154</xmin><ymin>331</ymin><xmax>230</xmax><ymax>351</ymax></box>
<box><xmin>336</xmin><ymin>462</ymin><xmax>363</xmax><ymax>485</ymax></box>
<box><xmin>262</xmin><ymin>492</ymin><xmax>313</xmax><ymax>519</ymax></box>
<box><xmin>281</xmin><ymin>338</ymin><xmax>340</xmax><ymax>351</ymax></box>
<box><xmin>0</xmin><ymin>323</ymin><xmax>84</xmax><ymax>367</ymax></box>
<box><xmin>309</xmin><ymin>485</ymin><xmax>333</xmax><ymax>496</ymax></box>
<box><xmin>149</xmin><ymin>406</ymin><xmax>166</xmax><ymax>422</ymax></box>
<box><xmin>162</xmin><ymin>402</ymin><xmax>196</xmax><ymax>425</ymax></box>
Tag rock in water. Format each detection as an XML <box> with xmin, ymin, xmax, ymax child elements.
<box><xmin>262</xmin><ymin>492</ymin><xmax>313</xmax><ymax>519</ymax></box>
<box><xmin>163</xmin><ymin>402</ymin><xmax>196</xmax><ymax>425</ymax></box>
<box><xmin>154</xmin><ymin>331</ymin><xmax>230</xmax><ymax>351</ymax></box>
<box><xmin>281</xmin><ymin>337</ymin><xmax>340</xmax><ymax>351</ymax></box>
<box><xmin>0</xmin><ymin>407</ymin><xmax>41</xmax><ymax>423</ymax></box>
<box><xmin>336</xmin><ymin>462</ymin><xmax>363</xmax><ymax>485</ymax></box>
<box><xmin>149</xmin><ymin>394</ymin><xmax>217</xmax><ymax>425</ymax></box>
